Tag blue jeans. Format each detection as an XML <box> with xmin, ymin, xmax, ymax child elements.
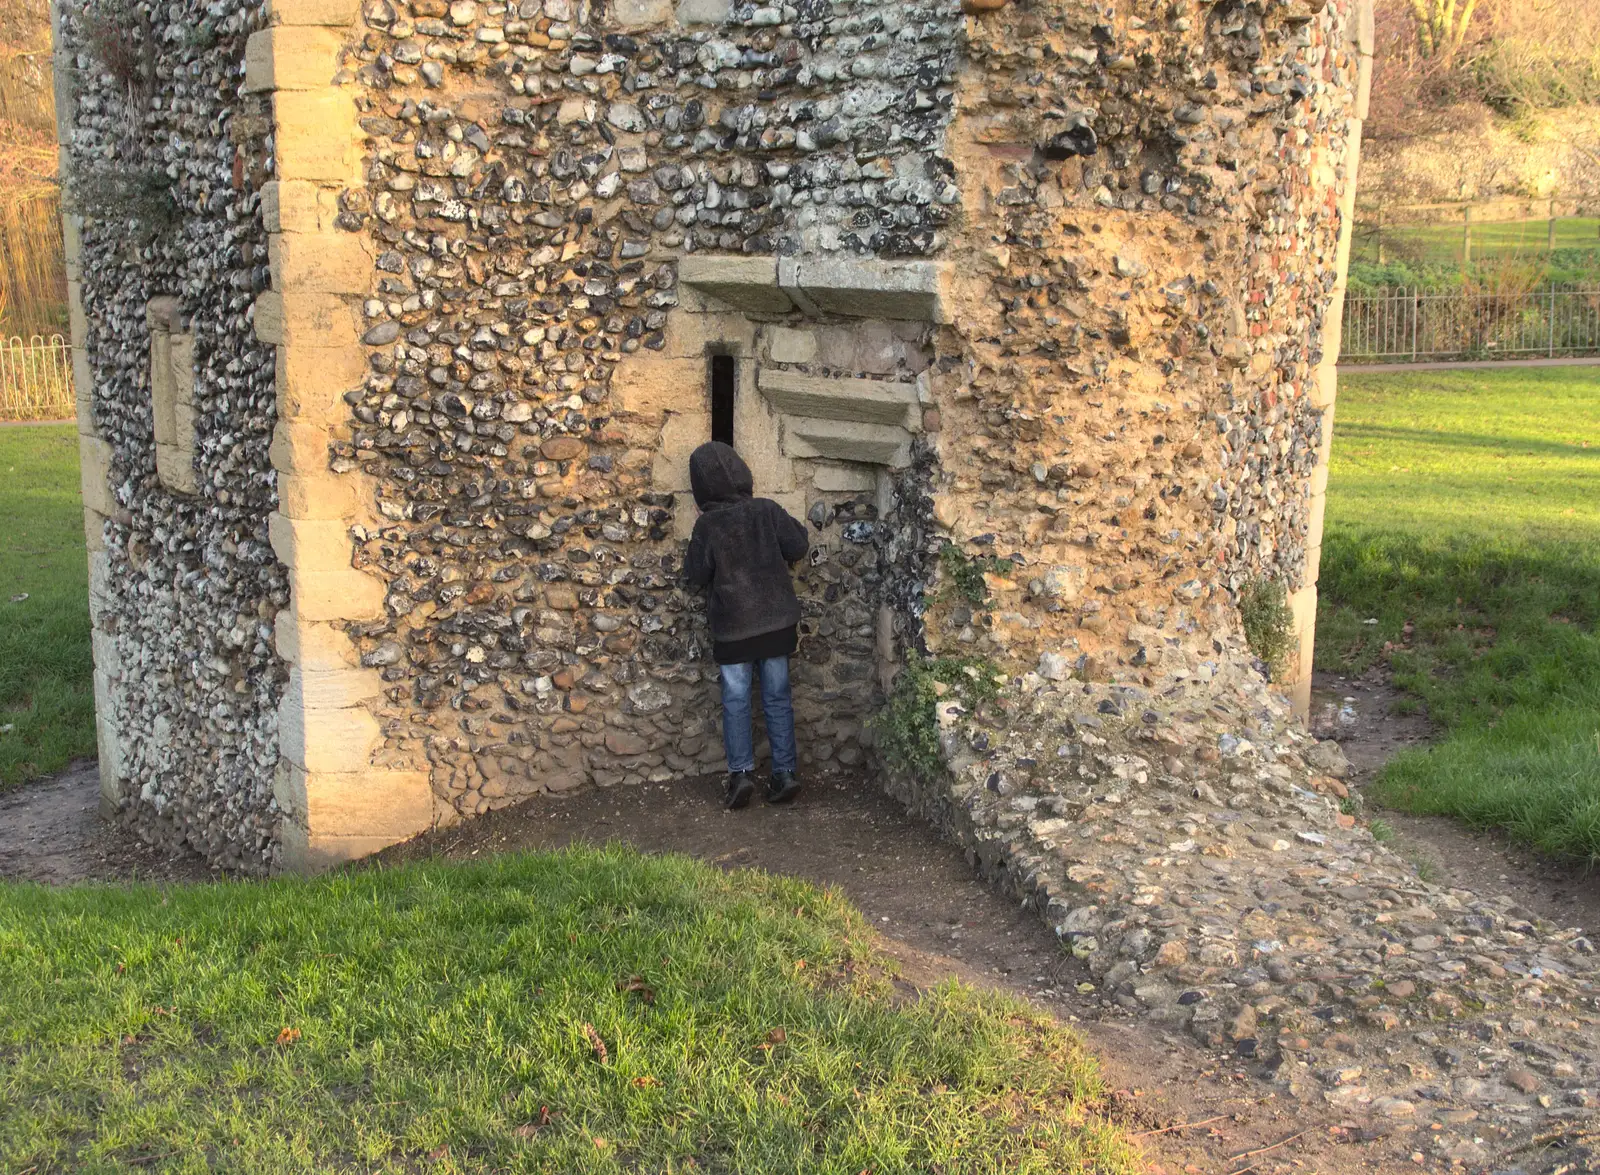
<box><xmin>719</xmin><ymin>657</ymin><xmax>797</xmax><ymax>774</ymax></box>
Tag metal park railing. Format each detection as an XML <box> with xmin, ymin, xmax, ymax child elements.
<box><xmin>1340</xmin><ymin>285</ymin><xmax>1600</xmax><ymax>364</ymax></box>
<box><xmin>0</xmin><ymin>333</ymin><xmax>75</xmax><ymax>421</ymax></box>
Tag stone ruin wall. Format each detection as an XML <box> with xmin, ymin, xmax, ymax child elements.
<box><xmin>324</xmin><ymin>0</ymin><xmax>962</xmax><ymax>826</ymax></box>
<box><xmin>928</xmin><ymin>0</ymin><xmax>1365</xmax><ymax>694</ymax></box>
<box><xmin>54</xmin><ymin>0</ymin><xmax>290</xmax><ymax>872</ymax></box>
<box><xmin>57</xmin><ymin>0</ymin><xmax>1370</xmax><ymax>873</ymax></box>
<box><xmin>321</xmin><ymin>0</ymin><xmax>1367</xmax><ymax>832</ymax></box>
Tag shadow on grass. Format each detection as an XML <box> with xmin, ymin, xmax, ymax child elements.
<box><xmin>0</xmin><ymin>425</ymin><xmax>96</xmax><ymax>788</ymax></box>
<box><xmin>1334</xmin><ymin>421</ymin><xmax>1600</xmax><ymax>462</ymax></box>
<box><xmin>1316</xmin><ymin>527</ymin><xmax>1600</xmax><ymax>864</ymax></box>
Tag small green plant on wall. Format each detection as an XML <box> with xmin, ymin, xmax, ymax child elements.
<box><xmin>64</xmin><ymin>162</ymin><xmax>179</xmax><ymax>247</ymax></box>
<box><xmin>938</xmin><ymin>543</ymin><xmax>1014</xmax><ymax>609</ymax></box>
<box><xmin>1238</xmin><ymin>577</ymin><xmax>1294</xmax><ymax>679</ymax></box>
<box><xmin>871</xmin><ymin>655</ymin><xmax>1001</xmax><ymax>779</ymax></box>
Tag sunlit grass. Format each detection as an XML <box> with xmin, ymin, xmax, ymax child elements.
<box><xmin>0</xmin><ymin>846</ymin><xmax>1140</xmax><ymax>1174</ymax></box>
<box><xmin>1317</xmin><ymin>367</ymin><xmax>1600</xmax><ymax>861</ymax></box>
<box><xmin>0</xmin><ymin>423</ymin><xmax>94</xmax><ymax>787</ymax></box>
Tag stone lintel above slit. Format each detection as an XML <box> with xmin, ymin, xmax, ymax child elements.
<box><xmin>677</xmin><ymin>254</ymin><xmax>949</xmax><ymax>323</ymax></box>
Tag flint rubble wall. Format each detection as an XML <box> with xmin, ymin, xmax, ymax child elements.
<box><xmin>57</xmin><ymin>0</ymin><xmax>1370</xmax><ymax>871</ymax></box>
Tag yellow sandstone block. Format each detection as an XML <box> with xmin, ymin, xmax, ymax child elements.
<box><xmin>274</xmin><ymin>611</ymin><xmax>361</xmax><ymax>670</ymax></box>
<box><xmin>277</xmin><ymin>472</ymin><xmax>360</xmax><ymax>520</ymax></box>
<box><xmin>268</xmin><ymin>512</ymin><xmax>354</xmax><ymax>572</ymax></box>
<box><xmin>277</xmin><ymin>343</ymin><xmax>367</xmax><ymax>425</ymax></box>
<box><xmin>612</xmin><ymin>355</ymin><xmax>705</xmax><ymax>415</ymax></box>
<box><xmin>263</xmin><ymin>179</ymin><xmax>344</xmax><ymax>234</ymax></box>
<box><xmin>288</xmin><ymin>664</ymin><xmax>386</xmax><ymax>710</ymax></box>
<box><xmin>243</xmin><ymin>27</ymin><xmax>347</xmax><ymax>94</ymax></box>
<box><xmin>289</xmin><ymin>566</ymin><xmax>387</xmax><ymax>622</ymax></box>
<box><xmin>274</xmin><ymin>765</ymin><xmax>433</xmax><ymax>839</ymax></box>
<box><xmin>277</xmin><ymin>682</ymin><xmax>380</xmax><ymax>773</ymax></box>
<box><xmin>269</xmin><ymin>419</ymin><xmax>331</xmax><ymax>476</ymax></box>
<box><xmin>268</xmin><ymin>231</ymin><xmax>372</xmax><ymax>295</ymax></box>
<box><xmin>255</xmin><ymin>290</ymin><xmax>360</xmax><ymax>349</ymax></box>
<box><xmin>273</xmin><ymin>91</ymin><xmax>360</xmax><ymax>184</ymax></box>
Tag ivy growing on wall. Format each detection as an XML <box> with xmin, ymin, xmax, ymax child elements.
<box><xmin>871</xmin><ymin>655</ymin><xmax>1001</xmax><ymax>779</ymax></box>
<box><xmin>1238</xmin><ymin>577</ymin><xmax>1294</xmax><ymax>679</ymax></box>
<box><xmin>937</xmin><ymin>543</ymin><xmax>1015</xmax><ymax>610</ymax></box>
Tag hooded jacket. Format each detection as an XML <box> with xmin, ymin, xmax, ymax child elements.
<box><xmin>684</xmin><ymin>441</ymin><xmax>809</xmax><ymax>643</ymax></box>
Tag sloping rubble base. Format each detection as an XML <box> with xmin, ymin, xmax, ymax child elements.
<box><xmin>887</xmin><ymin>666</ymin><xmax>1599</xmax><ymax>1171</ymax></box>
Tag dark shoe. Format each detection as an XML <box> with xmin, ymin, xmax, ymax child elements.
<box><xmin>766</xmin><ymin>770</ymin><xmax>800</xmax><ymax>805</ymax></box>
<box><xmin>724</xmin><ymin>770</ymin><xmax>755</xmax><ymax>810</ymax></box>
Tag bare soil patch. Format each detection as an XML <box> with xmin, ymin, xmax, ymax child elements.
<box><xmin>0</xmin><ymin>759</ymin><xmax>212</xmax><ymax>885</ymax></box>
<box><xmin>1312</xmin><ymin>670</ymin><xmax>1600</xmax><ymax>936</ymax></box>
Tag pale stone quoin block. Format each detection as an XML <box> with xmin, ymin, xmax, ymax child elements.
<box><xmin>275</xmin><ymin>765</ymin><xmax>434</xmax><ymax>838</ymax></box>
<box><xmin>243</xmin><ymin>27</ymin><xmax>347</xmax><ymax>93</ymax></box>
<box><xmin>271</xmin><ymin>92</ymin><xmax>361</xmax><ymax>184</ymax></box>
<box><xmin>274</xmin><ymin>609</ymin><xmax>363</xmax><ymax>670</ymax></box>
<box><xmin>267</xmin><ymin>0</ymin><xmax>362</xmax><ymax>25</ymax></box>
<box><xmin>613</xmin><ymin>356</ymin><xmax>707</xmax><ymax>415</ymax></box>
<box><xmin>268</xmin><ymin>231</ymin><xmax>373</xmax><ymax>296</ymax></box>
<box><xmin>288</xmin><ymin>567</ymin><xmax>388</xmax><ymax>622</ymax></box>
<box><xmin>276</xmin><ymin>344</ymin><xmax>369</xmax><ymax>426</ymax></box>
<box><xmin>277</xmin><ymin>684</ymin><xmax>381</xmax><ymax>773</ymax></box>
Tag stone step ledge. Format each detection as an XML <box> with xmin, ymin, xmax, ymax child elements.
<box><xmin>758</xmin><ymin>369</ymin><xmax>918</xmax><ymax>428</ymax></box>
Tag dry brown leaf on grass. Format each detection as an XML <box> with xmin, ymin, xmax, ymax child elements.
<box><xmin>756</xmin><ymin>1027</ymin><xmax>788</xmax><ymax>1053</ymax></box>
<box><xmin>512</xmin><ymin>1106</ymin><xmax>553</xmax><ymax>1137</ymax></box>
<box><xmin>582</xmin><ymin>1022</ymin><xmax>608</xmax><ymax>1065</ymax></box>
<box><xmin>616</xmin><ymin>975</ymin><xmax>655</xmax><ymax>1004</ymax></box>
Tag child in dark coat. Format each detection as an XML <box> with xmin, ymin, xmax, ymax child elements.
<box><xmin>683</xmin><ymin>442</ymin><xmax>809</xmax><ymax>809</ymax></box>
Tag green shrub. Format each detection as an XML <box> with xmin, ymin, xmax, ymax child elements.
<box><xmin>1238</xmin><ymin>577</ymin><xmax>1294</xmax><ymax>679</ymax></box>
<box><xmin>871</xmin><ymin>655</ymin><xmax>1000</xmax><ymax>779</ymax></box>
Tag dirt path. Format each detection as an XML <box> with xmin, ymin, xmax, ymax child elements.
<box><xmin>0</xmin><ymin>760</ymin><xmax>212</xmax><ymax>885</ymax></box>
<box><xmin>1311</xmin><ymin>670</ymin><xmax>1600</xmax><ymax>935</ymax></box>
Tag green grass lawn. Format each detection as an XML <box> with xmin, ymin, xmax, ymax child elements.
<box><xmin>0</xmin><ymin>846</ymin><xmax>1137</xmax><ymax>1174</ymax></box>
<box><xmin>1317</xmin><ymin>366</ymin><xmax>1600</xmax><ymax>862</ymax></box>
<box><xmin>0</xmin><ymin>423</ymin><xmax>96</xmax><ymax>788</ymax></box>
<box><xmin>1352</xmin><ymin>216</ymin><xmax>1600</xmax><ymax>266</ymax></box>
